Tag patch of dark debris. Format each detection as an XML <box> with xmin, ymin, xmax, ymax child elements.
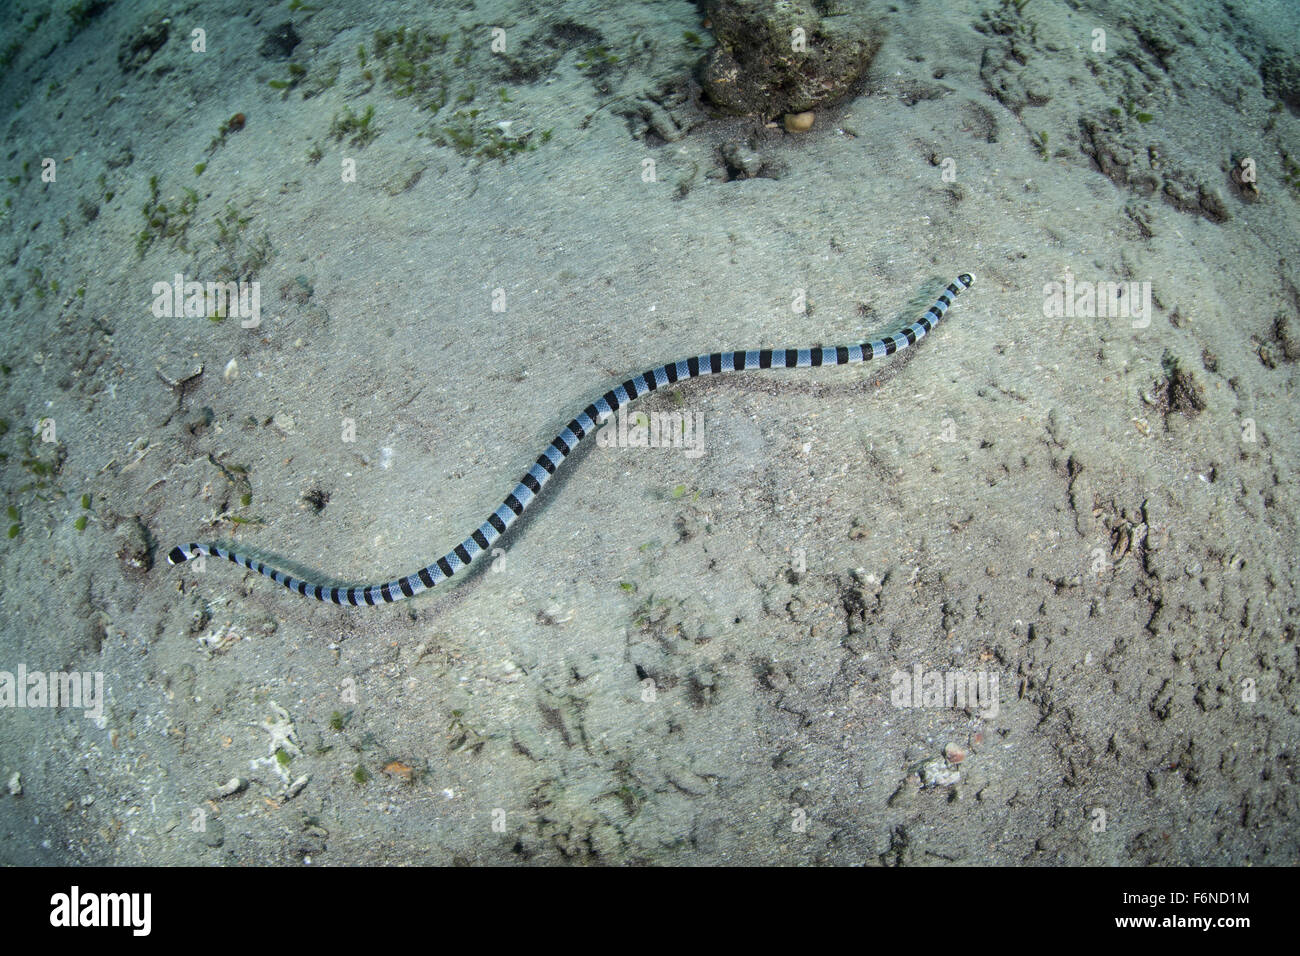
<box><xmin>1148</xmin><ymin>352</ymin><xmax>1206</xmax><ymax>423</ymax></box>
<box><xmin>302</xmin><ymin>487</ymin><xmax>329</xmax><ymax>513</ymax></box>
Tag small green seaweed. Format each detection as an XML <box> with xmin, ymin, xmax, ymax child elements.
<box><xmin>136</xmin><ymin>175</ymin><xmax>199</xmax><ymax>257</ymax></box>
<box><xmin>1115</xmin><ymin>98</ymin><xmax>1154</xmax><ymax>125</ymax></box>
<box><xmin>575</xmin><ymin>44</ymin><xmax>620</xmax><ymax>78</ymax></box>
<box><xmin>431</xmin><ymin>108</ymin><xmax>539</xmax><ymax>161</ymax></box>
<box><xmin>329</xmin><ymin>104</ymin><xmax>379</xmax><ymax>147</ymax></box>
<box><xmin>212</xmin><ymin>202</ymin><xmax>273</xmax><ymax>281</ymax></box>
<box><xmin>352</xmin><ymin>765</ymin><xmax>370</xmax><ymax>784</ymax></box>
<box><xmin>269</xmin><ymin>62</ymin><xmax>308</xmax><ymax>92</ymax></box>
<box><xmin>1031</xmin><ymin>129</ymin><xmax>1049</xmax><ymax>160</ymax></box>
<box><xmin>372</xmin><ymin>25</ymin><xmax>452</xmax><ymax>112</ymax></box>
<box><xmin>668</xmin><ymin>483</ymin><xmax>700</xmax><ymax>502</ymax></box>
<box><xmin>205</xmin><ymin>113</ymin><xmax>247</xmax><ymax>155</ymax></box>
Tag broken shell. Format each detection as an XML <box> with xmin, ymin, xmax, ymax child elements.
<box><xmin>213</xmin><ymin>776</ymin><xmax>248</xmax><ymax>799</ymax></box>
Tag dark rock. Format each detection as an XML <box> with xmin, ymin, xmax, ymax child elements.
<box><xmin>1271</xmin><ymin>311</ymin><xmax>1300</xmax><ymax>363</ymax></box>
<box><xmin>260</xmin><ymin>22</ymin><xmax>300</xmax><ymax>60</ymax></box>
<box><xmin>118</xmin><ymin>16</ymin><xmax>170</xmax><ymax>73</ymax></box>
<box><xmin>1081</xmin><ymin>117</ymin><xmax>1228</xmax><ymax>224</ymax></box>
<box><xmin>721</xmin><ymin>141</ymin><xmax>763</xmax><ymax>178</ymax></box>
<box><xmin>980</xmin><ymin>45</ymin><xmax>1052</xmax><ymax>114</ymax></box>
<box><xmin>1155</xmin><ymin>353</ymin><xmax>1206</xmax><ymax>418</ymax></box>
<box><xmin>548</xmin><ymin>20</ymin><xmax>603</xmax><ymax>48</ymax></box>
<box><xmin>1261</xmin><ymin>48</ymin><xmax>1300</xmax><ymax>114</ymax></box>
<box><xmin>700</xmin><ymin>0</ymin><xmax>883</xmax><ymax>118</ymax></box>
<box><xmin>115</xmin><ymin>516</ymin><xmax>154</xmax><ymax>575</ymax></box>
<box><xmin>1197</xmin><ymin>185</ymin><xmax>1230</xmax><ymax>223</ymax></box>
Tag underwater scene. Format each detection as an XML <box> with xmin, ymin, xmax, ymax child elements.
<box><xmin>0</xmin><ymin>0</ymin><xmax>1297</xmax><ymax>870</ymax></box>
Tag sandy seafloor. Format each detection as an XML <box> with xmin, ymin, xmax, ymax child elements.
<box><xmin>0</xmin><ymin>0</ymin><xmax>1297</xmax><ymax>865</ymax></box>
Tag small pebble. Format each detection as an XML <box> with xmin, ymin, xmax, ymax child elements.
<box><xmin>784</xmin><ymin>111</ymin><xmax>815</xmax><ymax>133</ymax></box>
<box><xmin>919</xmin><ymin>756</ymin><xmax>960</xmax><ymax>787</ymax></box>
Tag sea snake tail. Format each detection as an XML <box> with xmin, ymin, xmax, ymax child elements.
<box><xmin>168</xmin><ymin>272</ymin><xmax>974</xmax><ymax>605</ymax></box>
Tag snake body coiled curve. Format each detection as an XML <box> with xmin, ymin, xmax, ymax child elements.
<box><xmin>169</xmin><ymin>273</ymin><xmax>974</xmax><ymax>605</ymax></box>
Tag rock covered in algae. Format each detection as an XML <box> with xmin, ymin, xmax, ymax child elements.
<box><xmin>701</xmin><ymin>0</ymin><xmax>884</xmax><ymax>118</ymax></box>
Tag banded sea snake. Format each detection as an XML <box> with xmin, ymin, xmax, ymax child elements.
<box><xmin>169</xmin><ymin>273</ymin><xmax>974</xmax><ymax>605</ymax></box>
